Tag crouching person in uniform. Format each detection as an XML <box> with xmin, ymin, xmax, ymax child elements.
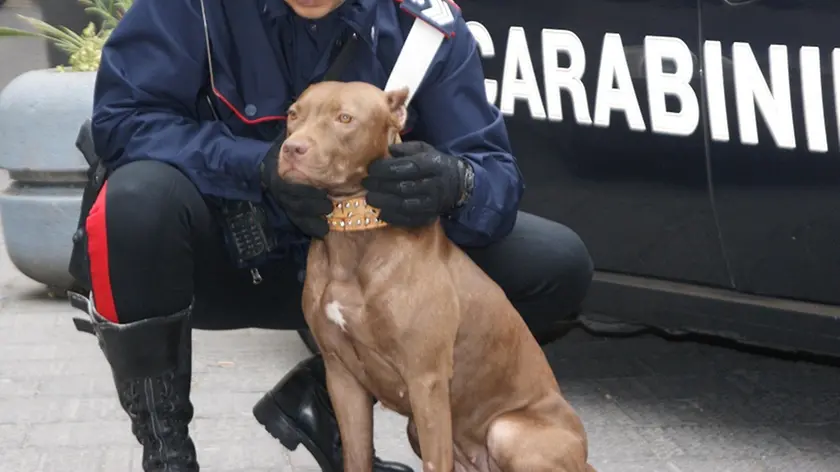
<box><xmin>66</xmin><ymin>0</ymin><xmax>594</xmax><ymax>471</ymax></box>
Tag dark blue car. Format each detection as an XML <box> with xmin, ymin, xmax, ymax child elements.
<box><xmin>458</xmin><ymin>0</ymin><xmax>840</xmax><ymax>357</ymax></box>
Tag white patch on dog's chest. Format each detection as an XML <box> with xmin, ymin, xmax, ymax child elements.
<box><xmin>325</xmin><ymin>300</ymin><xmax>348</xmax><ymax>331</ymax></box>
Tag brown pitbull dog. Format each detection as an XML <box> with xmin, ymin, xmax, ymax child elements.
<box><xmin>276</xmin><ymin>81</ymin><xmax>596</xmax><ymax>472</ymax></box>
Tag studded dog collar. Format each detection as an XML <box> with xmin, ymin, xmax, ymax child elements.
<box><xmin>326</xmin><ymin>197</ymin><xmax>388</xmax><ymax>232</ymax></box>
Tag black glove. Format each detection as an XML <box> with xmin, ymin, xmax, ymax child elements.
<box><xmin>261</xmin><ymin>149</ymin><xmax>332</xmax><ymax>239</ymax></box>
<box><xmin>362</xmin><ymin>141</ymin><xmax>471</xmax><ymax>228</ymax></box>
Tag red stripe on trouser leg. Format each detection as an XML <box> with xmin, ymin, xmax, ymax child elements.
<box><xmin>85</xmin><ymin>181</ymin><xmax>119</xmax><ymax>323</ymax></box>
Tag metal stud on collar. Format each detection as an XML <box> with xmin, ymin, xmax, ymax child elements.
<box><xmin>327</xmin><ymin>197</ymin><xmax>387</xmax><ymax>232</ymax></box>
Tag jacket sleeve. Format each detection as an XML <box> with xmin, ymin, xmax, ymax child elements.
<box><xmin>91</xmin><ymin>0</ymin><xmax>272</xmax><ymax>202</ymax></box>
<box><xmin>409</xmin><ymin>15</ymin><xmax>525</xmax><ymax>247</ymax></box>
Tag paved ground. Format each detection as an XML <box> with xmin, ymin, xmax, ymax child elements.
<box><xmin>4</xmin><ymin>234</ymin><xmax>840</xmax><ymax>472</ymax></box>
<box><xmin>3</xmin><ymin>2</ymin><xmax>840</xmax><ymax>472</ymax></box>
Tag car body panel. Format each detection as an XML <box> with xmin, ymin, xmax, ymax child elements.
<box><xmin>457</xmin><ymin>0</ymin><xmax>840</xmax><ymax>356</ymax></box>
<box><xmin>458</xmin><ymin>0</ymin><xmax>732</xmax><ymax>287</ymax></box>
<box><xmin>701</xmin><ymin>0</ymin><xmax>840</xmax><ymax>305</ymax></box>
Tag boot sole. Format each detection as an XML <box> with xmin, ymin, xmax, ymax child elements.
<box><xmin>253</xmin><ymin>393</ymin><xmax>336</xmax><ymax>472</ymax></box>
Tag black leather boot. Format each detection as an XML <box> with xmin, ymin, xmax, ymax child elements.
<box><xmin>92</xmin><ymin>304</ymin><xmax>199</xmax><ymax>471</ymax></box>
<box><xmin>253</xmin><ymin>355</ymin><xmax>414</xmax><ymax>472</ymax></box>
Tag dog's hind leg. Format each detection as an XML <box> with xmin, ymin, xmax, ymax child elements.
<box><xmin>486</xmin><ymin>403</ymin><xmax>594</xmax><ymax>472</ymax></box>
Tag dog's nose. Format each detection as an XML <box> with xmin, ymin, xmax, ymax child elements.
<box><xmin>282</xmin><ymin>139</ymin><xmax>310</xmax><ymax>160</ymax></box>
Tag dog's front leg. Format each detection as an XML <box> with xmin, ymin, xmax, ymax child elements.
<box><xmin>406</xmin><ymin>369</ymin><xmax>454</xmax><ymax>472</ymax></box>
<box><xmin>323</xmin><ymin>354</ymin><xmax>374</xmax><ymax>472</ymax></box>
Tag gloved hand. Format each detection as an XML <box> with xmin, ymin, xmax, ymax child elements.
<box><xmin>362</xmin><ymin>141</ymin><xmax>472</xmax><ymax>228</ymax></box>
<box><xmin>261</xmin><ymin>149</ymin><xmax>332</xmax><ymax>239</ymax></box>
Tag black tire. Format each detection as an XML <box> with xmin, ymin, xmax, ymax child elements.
<box><xmin>297</xmin><ymin>329</ymin><xmax>320</xmax><ymax>355</ymax></box>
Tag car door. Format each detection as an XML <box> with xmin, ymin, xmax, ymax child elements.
<box><xmin>457</xmin><ymin>0</ymin><xmax>732</xmax><ymax>288</ymax></box>
<box><xmin>700</xmin><ymin>0</ymin><xmax>840</xmax><ymax>305</ymax></box>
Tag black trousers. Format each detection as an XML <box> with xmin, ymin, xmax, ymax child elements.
<box><xmin>85</xmin><ymin>160</ymin><xmax>594</xmax><ymax>335</ymax></box>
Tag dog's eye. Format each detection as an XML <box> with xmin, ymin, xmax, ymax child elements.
<box><xmin>337</xmin><ymin>113</ymin><xmax>353</xmax><ymax>124</ymax></box>
<box><xmin>287</xmin><ymin>109</ymin><xmax>298</xmax><ymax>120</ymax></box>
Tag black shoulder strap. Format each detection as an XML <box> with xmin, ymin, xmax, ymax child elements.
<box><xmin>323</xmin><ymin>31</ymin><xmax>360</xmax><ymax>82</ymax></box>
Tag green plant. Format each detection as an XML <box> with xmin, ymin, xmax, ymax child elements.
<box><xmin>0</xmin><ymin>0</ymin><xmax>133</xmax><ymax>72</ymax></box>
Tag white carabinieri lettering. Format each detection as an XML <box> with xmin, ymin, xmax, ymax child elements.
<box><xmin>467</xmin><ymin>21</ymin><xmax>839</xmax><ymax>153</ymax></box>
<box><xmin>542</xmin><ymin>29</ymin><xmax>591</xmax><ymax>125</ymax></box>
<box><xmin>732</xmin><ymin>42</ymin><xmax>795</xmax><ymax>149</ymax></box>
<box><xmin>834</xmin><ymin>49</ymin><xmax>840</xmax><ymax>150</ymax></box>
<box><xmin>645</xmin><ymin>35</ymin><xmax>699</xmax><ymax>137</ymax></box>
<box><xmin>592</xmin><ymin>33</ymin><xmax>646</xmax><ymax>132</ymax></box>
<box><xmin>703</xmin><ymin>40</ymin><xmax>729</xmax><ymax>142</ymax></box>
<box><xmin>799</xmin><ymin>46</ymin><xmax>828</xmax><ymax>152</ymax></box>
<box><xmin>500</xmin><ymin>27</ymin><xmax>547</xmax><ymax>120</ymax></box>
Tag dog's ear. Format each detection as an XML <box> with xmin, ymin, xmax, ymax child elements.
<box><xmin>386</xmin><ymin>87</ymin><xmax>409</xmax><ymax>130</ymax></box>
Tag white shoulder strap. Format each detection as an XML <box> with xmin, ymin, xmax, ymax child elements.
<box><xmin>385</xmin><ymin>0</ymin><xmax>456</xmax><ymax>106</ymax></box>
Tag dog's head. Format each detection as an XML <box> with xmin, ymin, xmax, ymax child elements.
<box><xmin>276</xmin><ymin>81</ymin><xmax>409</xmax><ymax>197</ymax></box>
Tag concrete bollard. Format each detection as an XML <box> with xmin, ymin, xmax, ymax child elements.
<box><xmin>0</xmin><ymin>68</ymin><xmax>95</xmax><ymax>291</ymax></box>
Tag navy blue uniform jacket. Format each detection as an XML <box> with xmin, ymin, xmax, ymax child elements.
<box><xmin>91</xmin><ymin>0</ymin><xmax>524</xmax><ymax>255</ymax></box>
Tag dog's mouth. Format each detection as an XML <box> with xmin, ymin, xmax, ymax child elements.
<box><xmin>278</xmin><ymin>160</ymin><xmax>361</xmax><ymax>197</ymax></box>
<box><xmin>279</xmin><ymin>165</ymin><xmax>304</xmax><ymax>179</ymax></box>
<box><xmin>278</xmin><ymin>160</ymin><xmax>314</xmax><ymax>183</ymax></box>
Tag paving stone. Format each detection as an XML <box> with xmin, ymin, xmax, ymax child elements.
<box><xmin>658</xmin><ymin>424</ymin><xmax>800</xmax><ymax>459</ymax></box>
<box><xmin>0</xmin><ymin>446</ymin><xmax>139</xmax><ymax>472</ymax></box>
<box><xmin>0</xmin><ymin>423</ymin><xmax>27</xmax><ymax>449</ymax></box>
<box><xmin>590</xmin><ymin>460</ymin><xmax>677</xmax><ymax>472</ymax></box>
<box><xmin>0</xmin><ymin>396</ymin><xmax>123</xmax><ymax>424</ymax></box>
